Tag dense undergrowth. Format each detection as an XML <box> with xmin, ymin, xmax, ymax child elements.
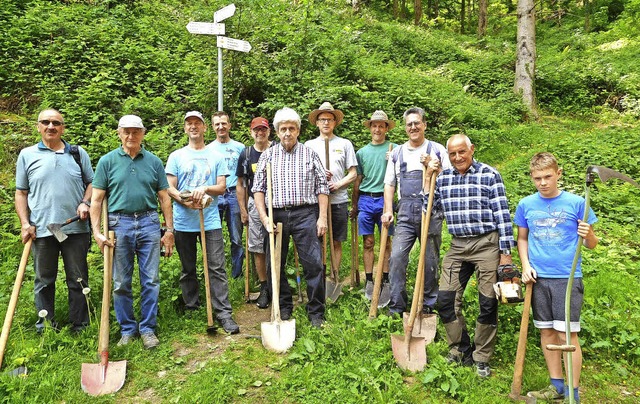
<box><xmin>0</xmin><ymin>0</ymin><xmax>639</xmax><ymax>402</ymax></box>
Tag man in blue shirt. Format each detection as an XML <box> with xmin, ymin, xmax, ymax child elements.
<box><xmin>15</xmin><ymin>109</ymin><xmax>93</xmax><ymax>333</ymax></box>
<box><xmin>208</xmin><ymin>111</ymin><xmax>245</xmax><ymax>279</ymax></box>
<box><xmin>424</xmin><ymin>134</ymin><xmax>515</xmax><ymax>378</ymax></box>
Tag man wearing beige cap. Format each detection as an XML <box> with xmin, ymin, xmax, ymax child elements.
<box><xmin>165</xmin><ymin>111</ymin><xmax>239</xmax><ymax>334</ymax></box>
<box><xmin>90</xmin><ymin>114</ymin><xmax>175</xmax><ymax>349</ymax></box>
<box><xmin>305</xmin><ymin>102</ymin><xmax>358</xmax><ymax>278</ymax></box>
<box><xmin>351</xmin><ymin>110</ymin><xmax>397</xmax><ymax>306</ymax></box>
<box><xmin>236</xmin><ymin>117</ymin><xmax>273</xmax><ymax>309</ymax></box>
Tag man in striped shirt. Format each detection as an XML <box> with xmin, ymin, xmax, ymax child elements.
<box><xmin>424</xmin><ymin>134</ymin><xmax>515</xmax><ymax>378</ymax></box>
<box><xmin>252</xmin><ymin>107</ymin><xmax>330</xmax><ymax>328</ymax></box>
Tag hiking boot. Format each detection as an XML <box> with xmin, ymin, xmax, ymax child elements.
<box><xmin>446</xmin><ymin>352</ymin><xmax>473</xmax><ymax>367</ymax></box>
<box><xmin>280</xmin><ymin>309</ymin><xmax>292</xmax><ymax>321</ymax></box>
<box><xmin>117</xmin><ymin>334</ymin><xmax>136</xmax><ymax>346</ymax></box>
<box><xmin>364</xmin><ymin>280</ymin><xmax>374</xmax><ymax>300</ymax></box>
<box><xmin>218</xmin><ymin>317</ymin><xmax>240</xmax><ymax>334</ymax></box>
<box><xmin>422</xmin><ymin>306</ymin><xmax>435</xmax><ymax>315</ymax></box>
<box><xmin>378</xmin><ymin>282</ymin><xmax>391</xmax><ymax>308</ymax></box>
<box><xmin>141</xmin><ymin>332</ymin><xmax>159</xmax><ymax>349</ymax></box>
<box><xmin>527</xmin><ymin>385</ymin><xmax>564</xmax><ymax>401</ymax></box>
<box><xmin>475</xmin><ymin>361</ymin><xmax>491</xmax><ymax>378</ymax></box>
<box><xmin>310</xmin><ymin>317</ymin><xmax>325</xmax><ymax>328</ymax></box>
<box><xmin>256</xmin><ymin>286</ymin><xmax>270</xmax><ymax>309</ymax></box>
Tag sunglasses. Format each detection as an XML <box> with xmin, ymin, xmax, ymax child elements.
<box><xmin>39</xmin><ymin>120</ymin><xmax>64</xmax><ymax>127</ymax></box>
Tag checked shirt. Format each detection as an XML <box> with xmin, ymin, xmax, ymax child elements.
<box><xmin>428</xmin><ymin>160</ymin><xmax>515</xmax><ymax>251</ymax></box>
<box><xmin>252</xmin><ymin>142</ymin><xmax>329</xmax><ymax>208</ymax></box>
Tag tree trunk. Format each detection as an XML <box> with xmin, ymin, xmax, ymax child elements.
<box><xmin>514</xmin><ymin>0</ymin><xmax>538</xmax><ymax>118</ymax></box>
<box><xmin>460</xmin><ymin>0</ymin><xmax>466</xmax><ymax>33</ymax></box>
<box><xmin>477</xmin><ymin>0</ymin><xmax>488</xmax><ymax>37</ymax></box>
<box><xmin>415</xmin><ymin>0</ymin><xmax>423</xmax><ymax>25</ymax></box>
<box><xmin>393</xmin><ymin>0</ymin><xmax>399</xmax><ymax>18</ymax></box>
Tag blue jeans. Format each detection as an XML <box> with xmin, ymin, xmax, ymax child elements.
<box><xmin>174</xmin><ymin>229</ymin><xmax>233</xmax><ymax>319</ymax></box>
<box><xmin>218</xmin><ymin>189</ymin><xmax>244</xmax><ymax>279</ymax></box>
<box><xmin>388</xmin><ymin>198</ymin><xmax>443</xmax><ymax>314</ymax></box>
<box><xmin>109</xmin><ymin>211</ymin><xmax>161</xmax><ymax>336</ymax></box>
<box><xmin>32</xmin><ymin>233</ymin><xmax>90</xmax><ymax>331</ymax></box>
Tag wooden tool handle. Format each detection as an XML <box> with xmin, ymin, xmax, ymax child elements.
<box><xmin>510</xmin><ymin>283</ymin><xmax>533</xmax><ymax>398</ymax></box>
<box><xmin>200</xmin><ymin>209</ymin><xmax>215</xmax><ymax>328</ymax></box>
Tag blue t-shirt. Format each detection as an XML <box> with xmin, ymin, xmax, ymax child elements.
<box><xmin>207</xmin><ymin>139</ymin><xmax>244</xmax><ymax>188</ymax></box>
<box><xmin>165</xmin><ymin>146</ymin><xmax>229</xmax><ymax>232</ymax></box>
<box><xmin>514</xmin><ymin>191</ymin><xmax>597</xmax><ymax>278</ymax></box>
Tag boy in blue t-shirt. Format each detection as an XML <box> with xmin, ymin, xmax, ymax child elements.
<box><xmin>514</xmin><ymin>152</ymin><xmax>598</xmax><ymax>403</ymax></box>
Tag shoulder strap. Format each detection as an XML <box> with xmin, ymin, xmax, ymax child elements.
<box><xmin>69</xmin><ymin>145</ymin><xmax>88</xmax><ymax>185</ymax></box>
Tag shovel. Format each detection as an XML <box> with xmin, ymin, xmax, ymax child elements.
<box><xmin>546</xmin><ymin>165</ymin><xmax>640</xmax><ymax>404</ymax></box>
<box><xmin>47</xmin><ymin>215</ymin><xmax>80</xmax><ymax>243</ymax></box>
<box><xmin>324</xmin><ymin>138</ymin><xmax>342</xmax><ymax>303</ymax></box>
<box><xmin>368</xmin><ymin>224</ymin><xmax>389</xmax><ymax>318</ymax></box>
<box><xmin>261</xmin><ymin>162</ymin><xmax>295</xmax><ymax>353</ymax></box>
<box><xmin>81</xmin><ymin>230</ymin><xmax>126</xmax><ymax>395</ymax></box>
<box><xmin>0</xmin><ymin>238</ymin><xmax>33</xmax><ymax>376</ymax></box>
<box><xmin>509</xmin><ymin>283</ymin><xmax>534</xmax><ymax>402</ymax></box>
<box><xmin>199</xmin><ymin>209</ymin><xmax>217</xmax><ymax>335</ymax></box>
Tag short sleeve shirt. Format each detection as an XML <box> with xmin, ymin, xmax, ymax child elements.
<box><xmin>305</xmin><ymin>135</ymin><xmax>358</xmax><ymax>204</ymax></box>
<box><xmin>207</xmin><ymin>139</ymin><xmax>245</xmax><ymax>188</ymax></box>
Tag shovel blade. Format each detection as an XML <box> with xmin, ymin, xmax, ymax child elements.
<box><xmin>81</xmin><ymin>360</ymin><xmax>127</xmax><ymax>396</ymax></box>
<box><xmin>391</xmin><ymin>334</ymin><xmax>427</xmax><ymax>372</ymax></box>
<box><xmin>325</xmin><ymin>279</ymin><xmax>343</xmax><ymax>303</ymax></box>
<box><xmin>261</xmin><ymin>319</ymin><xmax>296</xmax><ymax>353</ymax></box>
<box><xmin>403</xmin><ymin>312</ymin><xmax>438</xmax><ymax>343</ymax></box>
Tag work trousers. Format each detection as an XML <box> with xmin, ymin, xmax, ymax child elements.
<box><xmin>266</xmin><ymin>205</ymin><xmax>325</xmax><ymax>320</ymax></box>
<box><xmin>32</xmin><ymin>233</ymin><xmax>91</xmax><ymax>331</ymax></box>
<box><xmin>437</xmin><ymin>231</ymin><xmax>500</xmax><ymax>363</ymax></box>
<box><xmin>174</xmin><ymin>228</ymin><xmax>233</xmax><ymax>319</ymax></box>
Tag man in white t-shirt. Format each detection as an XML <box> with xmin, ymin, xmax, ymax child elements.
<box><xmin>305</xmin><ymin>102</ymin><xmax>358</xmax><ymax>276</ymax></box>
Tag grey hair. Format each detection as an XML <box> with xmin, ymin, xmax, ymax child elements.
<box><xmin>402</xmin><ymin>107</ymin><xmax>426</xmax><ymax>123</ymax></box>
<box><xmin>446</xmin><ymin>134</ymin><xmax>472</xmax><ymax>148</ymax></box>
<box><xmin>273</xmin><ymin>107</ymin><xmax>301</xmax><ymax>131</ymax></box>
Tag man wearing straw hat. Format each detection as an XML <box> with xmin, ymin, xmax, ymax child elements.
<box><xmin>350</xmin><ymin>110</ymin><xmax>397</xmax><ymax>305</ymax></box>
<box><xmin>252</xmin><ymin>107</ymin><xmax>329</xmax><ymax>328</ymax></box>
<box><xmin>305</xmin><ymin>102</ymin><xmax>358</xmax><ymax>275</ymax></box>
<box><xmin>381</xmin><ymin>107</ymin><xmax>450</xmax><ymax>317</ymax></box>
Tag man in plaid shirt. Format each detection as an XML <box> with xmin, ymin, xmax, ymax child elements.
<box><xmin>424</xmin><ymin>134</ymin><xmax>515</xmax><ymax>378</ymax></box>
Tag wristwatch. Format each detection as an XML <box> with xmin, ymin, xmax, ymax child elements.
<box><xmin>165</xmin><ymin>228</ymin><xmax>174</xmax><ymax>233</ymax></box>
<box><xmin>81</xmin><ymin>200</ymin><xmax>91</xmax><ymax>207</ymax></box>
<box><xmin>500</xmin><ymin>249</ymin><xmax>511</xmax><ymax>255</ymax></box>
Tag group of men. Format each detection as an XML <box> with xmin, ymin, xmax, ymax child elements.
<box><xmin>16</xmin><ymin>104</ymin><xmax>596</xmax><ymax>402</ymax></box>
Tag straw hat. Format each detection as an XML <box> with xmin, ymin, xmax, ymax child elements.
<box><xmin>308</xmin><ymin>102</ymin><xmax>344</xmax><ymax>126</ymax></box>
<box><xmin>363</xmin><ymin>110</ymin><xmax>395</xmax><ymax>130</ymax></box>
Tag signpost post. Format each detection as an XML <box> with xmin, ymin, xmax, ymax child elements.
<box><xmin>186</xmin><ymin>3</ymin><xmax>251</xmax><ymax>111</ymax></box>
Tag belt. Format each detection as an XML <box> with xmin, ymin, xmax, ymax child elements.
<box><xmin>275</xmin><ymin>204</ymin><xmax>312</xmax><ymax>212</ymax></box>
<box><xmin>111</xmin><ymin>210</ymin><xmax>156</xmax><ymax>218</ymax></box>
<box><xmin>361</xmin><ymin>191</ymin><xmax>384</xmax><ymax>198</ymax></box>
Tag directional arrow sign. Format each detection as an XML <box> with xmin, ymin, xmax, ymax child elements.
<box><xmin>214</xmin><ymin>4</ymin><xmax>236</xmax><ymax>23</ymax></box>
<box><xmin>186</xmin><ymin>21</ymin><xmax>225</xmax><ymax>36</ymax></box>
<box><xmin>217</xmin><ymin>36</ymin><xmax>251</xmax><ymax>53</ymax></box>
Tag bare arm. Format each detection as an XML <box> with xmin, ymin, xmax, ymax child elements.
<box><xmin>254</xmin><ymin>191</ymin><xmax>273</xmax><ymax>233</ymax></box>
<box><xmin>158</xmin><ymin>189</ymin><xmax>175</xmax><ymax>257</ymax></box>
<box><xmin>578</xmin><ymin>220</ymin><xmax>598</xmax><ymax>249</ymax></box>
<box><xmin>15</xmin><ymin>189</ymin><xmax>35</xmax><ymax>243</ymax></box>
<box><xmin>236</xmin><ymin>176</ymin><xmax>249</xmax><ymax>224</ymax></box>
<box><xmin>317</xmin><ymin>193</ymin><xmax>328</xmax><ymax>237</ymax></box>
<box><xmin>381</xmin><ymin>184</ymin><xmax>395</xmax><ymax>227</ymax></box>
<box><xmin>90</xmin><ymin>188</ymin><xmax>112</xmax><ymax>253</ymax></box>
<box><xmin>77</xmin><ymin>184</ymin><xmax>92</xmax><ymax>221</ymax></box>
<box><xmin>517</xmin><ymin>227</ymin><xmax>536</xmax><ymax>284</ymax></box>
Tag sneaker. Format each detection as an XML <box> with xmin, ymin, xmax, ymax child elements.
<box><xmin>310</xmin><ymin>317</ymin><xmax>325</xmax><ymax>328</ymax></box>
<box><xmin>117</xmin><ymin>334</ymin><xmax>136</xmax><ymax>346</ymax></box>
<box><xmin>280</xmin><ymin>309</ymin><xmax>292</xmax><ymax>321</ymax></box>
<box><xmin>256</xmin><ymin>286</ymin><xmax>270</xmax><ymax>309</ymax></box>
<box><xmin>218</xmin><ymin>317</ymin><xmax>240</xmax><ymax>334</ymax></box>
<box><xmin>141</xmin><ymin>332</ymin><xmax>159</xmax><ymax>349</ymax></box>
<box><xmin>475</xmin><ymin>361</ymin><xmax>491</xmax><ymax>378</ymax></box>
<box><xmin>364</xmin><ymin>280</ymin><xmax>374</xmax><ymax>300</ymax></box>
<box><xmin>527</xmin><ymin>385</ymin><xmax>564</xmax><ymax>401</ymax></box>
<box><xmin>446</xmin><ymin>352</ymin><xmax>473</xmax><ymax>367</ymax></box>
<box><xmin>378</xmin><ymin>282</ymin><xmax>391</xmax><ymax>308</ymax></box>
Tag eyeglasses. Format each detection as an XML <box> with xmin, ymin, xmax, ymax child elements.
<box><xmin>39</xmin><ymin>120</ymin><xmax>64</xmax><ymax>127</ymax></box>
<box><xmin>405</xmin><ymin>121</ymin><xmax>422</xmax><ymax>128</ymax></box>
<box><xmin>317</xmin><ymin>118</ymin><xmax>335</xmax><ymax>123</ymax></box>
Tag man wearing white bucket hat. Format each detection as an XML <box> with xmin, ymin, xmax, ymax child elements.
<box><xmin>351</xmin><ymin>110</ymin><xmax>397</xmax><ymax>305</ymax></box>
<box><xmin>306</xmin><ymin>102</ymin><xmax>358</xmax><ymax>276</ymax></box>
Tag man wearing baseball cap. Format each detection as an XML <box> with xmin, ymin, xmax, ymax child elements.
<box><xmin>90</xmin><ymin>114</ymin><xmax>175</xmax><ymax>349</ymax></box>
<box><xmin>305</xmin><ymin>102</ymin><xmax>358</xmax><ymax>285</ymax></box>
<box><xmin>236</xmin><ymin>117</ymin><xmax>273</xmax><ymax>309</ymax></box>
<box><xmin>351</xmin><ymin>110</ymin><xmax>397</xmax><ymax>306</ymax></box>
<box><xmin>165</xmin><ymin>111</ymin><xmax>239</xmax><ymax>333</ymax></box>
